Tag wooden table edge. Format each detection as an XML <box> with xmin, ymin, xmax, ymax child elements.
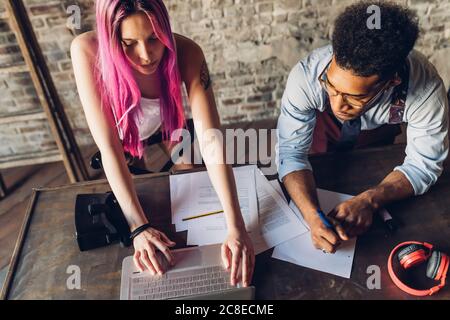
<box><xmin>1</xmin><ymin>188</ymin><xmax>40</xmax><ymax>300</ymax></box>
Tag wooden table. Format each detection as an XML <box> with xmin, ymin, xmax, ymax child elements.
<box><xmin>1</xmin><ymin>144</ymin><xmax>449</xmax><ymax>300</ymax></box>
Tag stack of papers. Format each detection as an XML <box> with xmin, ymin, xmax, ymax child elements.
<box><xmin>170</xmin><ymin>166</ymin><xmax>258</xmax><ymax>235</ymax></box>
<box><xmin>170</xmin><ymin>165</ymin><xmax>308</xmax><ymax>254</ymax></box>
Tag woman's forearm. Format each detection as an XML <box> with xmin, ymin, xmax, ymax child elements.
<box><xmin>100</xmin><ymin>145</ymin><xmax>149</xmax><ymax>230</ymax></box>
<box><xmin>185</xmin><ymin>54</ymin><xmax>246</xmax><ymax>234</ymax></box>
<box><xmin>198</xmin><ymin>127</ymin><xmax>245</xmax><ymax>232</ymax></box>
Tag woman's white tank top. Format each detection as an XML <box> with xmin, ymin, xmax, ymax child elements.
<box><xmin>113</xmin><ymin>83</ymin><xmax>190</xmax><ymax>141</ymax></box>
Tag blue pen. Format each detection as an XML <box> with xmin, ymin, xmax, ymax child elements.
<box><xmin>317</xmin><ymin>209</ymin><xmax>334</xmax><ymax>230</ymax></box>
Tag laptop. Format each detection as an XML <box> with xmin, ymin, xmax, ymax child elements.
<box><xmin>120</xmin><ymin>244</ymin><xmax>255</xmax><ymax>300</ymax></box>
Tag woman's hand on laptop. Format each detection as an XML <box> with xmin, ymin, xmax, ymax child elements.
<box><xmin>221</xmin><ymin>228</ymin><xmax>255</xmax><ymax>287</ymax></box>
<box><xmin>133</xmin><ymin>227</ymin><xmax>176</xmax><ymax>276</ymax></box>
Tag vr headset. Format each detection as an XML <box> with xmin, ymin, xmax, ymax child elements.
<box><xmin>74</xmin><ymin>191</ymin><xmax>132</xmax><ymax>251</ymax></box>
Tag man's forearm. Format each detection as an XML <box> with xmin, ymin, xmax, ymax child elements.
<box><xmin>284</xmin><ymin>168</ymin><xmax>414</xmax><ymax>214</ymax></box>
<box><xmin>360</xmin><ymin>170</ymin><xmax>415</xmax><ymax>210</ymax></box>
<box><xmin>282</xmin><ymin>169</ymin><xmax>321</xmax><ymax>225</ymax></box>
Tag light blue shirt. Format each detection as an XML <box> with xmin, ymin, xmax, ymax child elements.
<box><xmin>276</xmin><ymin>45</ymin><xmax>449</xmax><ymax>195</ymax></box>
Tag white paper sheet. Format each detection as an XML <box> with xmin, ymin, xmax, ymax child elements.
<box><xmin>273</xmin><ymin>230</ymin><xmax>357</xmax><ymax>279</ymax></box>
<box><xmin>185</xmin><ymin>166</ymin><xmax>259</xmax><ymax>246</ymax></box>
<box><xmin>186</xmin><ymin>213</ymin><xmax>228</xmax><ymax>246</ymax></box>
<box><xmin>268</xmin><ymin>180</ymin><xmax>285</xmax><ymax>200</ymax></box>
<box><xmin>272</xmin><ymin>190</ymin><xmax>358</xmax><ymax>278</ymax></box>
<box><xmin>170</xmin><ymin>165</ymin><xmax>258</xmax><ymax>233</ymax></box>
<box><xmin>250</xmin><ymin>170</ymin><xmax>308</xmax><ymax>254</ymax></box>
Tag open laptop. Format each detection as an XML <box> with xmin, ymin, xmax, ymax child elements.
<box><xmin>120</xmin><ymin>244</ymin><xmax>255</xmax><ymax>300</ymax></box>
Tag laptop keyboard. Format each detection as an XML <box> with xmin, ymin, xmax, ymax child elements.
<box><xmin>131</xmin><ymin>265</ymin><xmax>235</xmax><ymax>300</ymax></box>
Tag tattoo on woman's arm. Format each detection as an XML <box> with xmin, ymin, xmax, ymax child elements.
<box><xmin>200</xmin><ymin>59</ymin><xmax>211</xmax><ymax>90</ymax></box>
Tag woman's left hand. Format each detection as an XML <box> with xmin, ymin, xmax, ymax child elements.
<box><xmin>221</xmin><ymin>228</ymin><xmax>255</xmax><ymax>287</ymax></box>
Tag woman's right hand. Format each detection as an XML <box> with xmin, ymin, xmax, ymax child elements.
<box><xmin>132</xmin><ymin>227</ymin><xmax>177</xmax><ymax>275</ymax></box>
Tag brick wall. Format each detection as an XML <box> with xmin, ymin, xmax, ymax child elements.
<box><xmin>0</xmin><ymin>0</ymin><xmax>449</xmax><ymax>159</ymax></box>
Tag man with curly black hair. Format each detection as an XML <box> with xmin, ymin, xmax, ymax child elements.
<box><xmin>276</xmin><ymin>1</ymin><xmax>449</xmax><ymax>253</ymax></box>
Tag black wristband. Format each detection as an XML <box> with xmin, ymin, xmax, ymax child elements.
<box><xmin>130</xmin><ymin>223</ymin><xmax>152</xmax><ymax>241</ymax></box>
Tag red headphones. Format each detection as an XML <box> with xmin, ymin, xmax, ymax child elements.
<box><xmin>388</xmin><ymin>241</ymin><xmax>449</xmax><ymax>296</ymax></box>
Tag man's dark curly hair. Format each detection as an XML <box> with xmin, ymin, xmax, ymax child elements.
<box><xmin>332</xmin><ymin>1</ymin><xmax>419</xmax><ymax>79</ymax></box>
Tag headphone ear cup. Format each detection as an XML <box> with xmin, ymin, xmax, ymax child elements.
<box><xmin>426</xmin><ymin>251</ymin><xmax>441</xmax><ymax>280</ymax></box>
<box><xmin>397</xmin><ymin>244</ymin><xmax>427</xmax><ymax>269</ymax></box>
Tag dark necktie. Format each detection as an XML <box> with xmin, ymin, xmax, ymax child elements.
<box><xmin>336</xmin><ymin>117</ymin><xmax>361</xmax><ymax>151</ymax></box>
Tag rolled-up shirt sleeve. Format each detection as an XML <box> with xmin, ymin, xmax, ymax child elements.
<box><xmin>276</xmin><ymin>63</ymin><xmax>318</xmax><ymax>182</ymax></box>
<box><xmin>394</xmin><ymin>80</ymin><xmax>449</xmax><ymax>195</ymax></box>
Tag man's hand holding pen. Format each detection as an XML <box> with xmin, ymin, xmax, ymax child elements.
<box><xmin>308</xmin><ymin>209</ymin><xmax>349</xmax><ymax>254</ymax></box>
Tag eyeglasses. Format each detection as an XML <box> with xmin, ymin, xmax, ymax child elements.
<box><xmin>318</xmin><ymin>60</ymin><xmax>393</xmax><ymax>110</ymax></box>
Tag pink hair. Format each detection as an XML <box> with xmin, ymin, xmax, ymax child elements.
<box><xmin>95</xmin><ymin>0</ymin><xmax>185</xmax><ymax>159</ymax></box>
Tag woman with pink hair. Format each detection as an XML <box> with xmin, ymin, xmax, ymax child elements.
<box><xmin>71</xmin><ymin>0</ymin><xmax>253</xmax><ymax>287</ymax></box>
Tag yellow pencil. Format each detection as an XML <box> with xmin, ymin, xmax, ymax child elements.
<box><xmin>182</xmin><ymin>210</ymin><xmax>224</xmax><ymax>221</ymax></box>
